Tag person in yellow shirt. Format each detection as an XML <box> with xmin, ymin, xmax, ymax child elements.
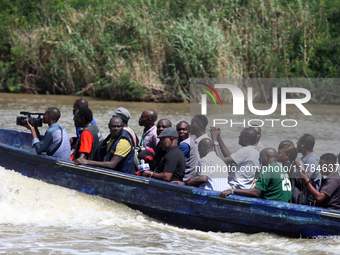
<box><xmin>74</xmin><ymin>116</ymin><xmax>135</xmax><ymax>174</ymax></box>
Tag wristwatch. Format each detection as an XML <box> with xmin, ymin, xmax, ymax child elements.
<box><xmin>213</xmin><ymin>141</ymin><xmax>219</xmax><ymax>146</ymax></box>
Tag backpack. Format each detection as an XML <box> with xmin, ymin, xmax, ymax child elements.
<box><xmin>290</xmin><ymin>174</ymin><xmax>317</xmax><ymax>205</ymax></box>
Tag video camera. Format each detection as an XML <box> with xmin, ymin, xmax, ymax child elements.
<box><xmin>16</xmin><ymin>111</ymin><xmax>44</xmax><ymax>127</ymax></box>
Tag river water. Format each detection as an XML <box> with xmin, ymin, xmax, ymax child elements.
<box><xmin>0</xmin><ymin>93</ymin><xmax>339</xmax><ymax>254</ymax></box>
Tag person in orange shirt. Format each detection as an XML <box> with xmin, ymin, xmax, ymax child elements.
<box><xmin>71</xmin><ymin>107</ymin><xmax>103</xmax><ymax>161</ymax></box>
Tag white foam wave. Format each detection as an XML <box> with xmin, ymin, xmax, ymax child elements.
<box><xmin>0</xmin><ymin>167</ymin><xmax>148</xmax><ymax>229</ymax></box>
<box><xmin>1</xmin><ymin>166</ymin><xmax>340</xmax><ymax>254</ymax></box>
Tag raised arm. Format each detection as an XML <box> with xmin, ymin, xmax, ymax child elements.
<box><xmin>210</xmin><ymin>127</ymin><xmax>232</xmax><ymax>157</ymax></box>
<box><xmin>209</xmin><ymin>127</ymin><xmax>235</xmax><ymax>165</ymax></box>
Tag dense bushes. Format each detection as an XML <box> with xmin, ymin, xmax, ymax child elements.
<box><xmin>0</xmin><ymin>0</ymin><xmax>339</xmax><ymax>102</ymax></box>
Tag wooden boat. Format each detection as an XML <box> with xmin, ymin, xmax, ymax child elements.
<box><xmin>0</xmin><ymin>127</ymin><xmax>339</xmax><ymax>237</ymax></box>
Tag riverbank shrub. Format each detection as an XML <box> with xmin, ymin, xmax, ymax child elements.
<box><xmin>0</xmin><ymin>0</ymin><xmax>339</xmax><ymax>103</ymax></box>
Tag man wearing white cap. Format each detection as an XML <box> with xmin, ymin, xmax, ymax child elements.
<box><xmin>142</xmin><ymin>127</ymin><xmax>185</xmax><ymax>182</ymax></box>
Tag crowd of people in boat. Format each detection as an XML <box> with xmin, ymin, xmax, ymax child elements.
<box><xmin>24</xmin><ymin>99</ymin><xmax>340</xmax><ymax>211</ymax></box>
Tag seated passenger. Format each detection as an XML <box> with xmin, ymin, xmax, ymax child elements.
<box><xmin>278</xmin><ymin>141</ymin><xmax>312</xmax><ymax>204</ymax></box>
<box><xmin>297</xmin><ymin>134</ymin><xmax>321</xmax><ymax>190</ymax></box>
<box><xmin>219</xmin><ymin>148</ymin><xmax>292</xmax><ymax>203</ymax></box>
<box><xmin>249</xmin><ymin>125</ymin><xmax>264</xmax><ymax>187</ymax></box>
<box><xmin>142</xmin><ymin>127</ymin><xmax>185</xmax><ymax>182</ymax></box>
<box><xmin>173</xmin><ymin>138</ymin><xmax>230</xmax><ymax>192</ymax></box>
<box><xmin>108</xmin><ymin>107</ymin><xmax>139</xmax><ymax>147</ymax></box>
<box><xmin>190</xmin><ymin>115</ymin><xmax>210</xmax><ymax>164</ymax></box>
<box><xmin>210</xmin><ymin>127</ymin><xmax>259</xmax><ymax>189</ymax></box>
<box><xmin>300</xmin><ymin>153</ymin><xmax>340</xmax><ymax>210</ymax></box>
<box><xmin>71</xmin><ymin>107</ymin><xmax>103</xmax><ymax>161</ymax></box>
<box><xmin>139</xmin><ymin>109</ymin><xmax>159</xmax><ymax>151</ymax></box>
<box><xmin>25</xmin><ymin>107</ymin><xmax>71</xmax><ymax>161</ymax></box>
<box><xmin>70</xmin><ymin>99</ymin><xmax>97</xmax><ymax>147</ymax></box>
<box><xmin>177</xmin><ymin>121</ymin><xmax>196</xmax><ymax>181</ymax></box>
<box><xmin>148</xmin><ymin>118</ymin><xmax>172</xmax><ymax>170</ymax></box>
<box><xmin>74</xmin><ymin>116</ymin><xmax>135</xmax><ymax>174</ymax></box>
<box><xmin>196</xmin><ymin>138</ymin><xmax>231</xmax><ymax>191</ymax></box>
<box><xmin>250</xmin><ymin>125</ymin><xmax>264</xmax><ymax>152</ymax></box>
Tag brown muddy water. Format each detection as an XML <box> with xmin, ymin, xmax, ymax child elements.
<box><xmin>0</xmin><ymin>93</ymin><xmax>339</xmax><ymax>254</ymax></box>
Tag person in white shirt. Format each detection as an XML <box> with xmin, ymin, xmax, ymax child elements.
<box><xmin>210</xmin><ymin>127</ymin><xmax>259</xmax><ymax>189</ymax></box>
<box><xmin>196</xmin><ymin>138</ymin><xmax>231</xmax><ymax>191</ymax></box>
<box><xmin>190</xmin><ymin>115</ymin><xmax>210</xmax><ymax>167</ymax></box>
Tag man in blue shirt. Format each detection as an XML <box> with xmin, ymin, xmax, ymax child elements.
<box><xmin>26</xmin><ymin>107</ymin><xmax>71</xmax><ymax>161</ymax></box>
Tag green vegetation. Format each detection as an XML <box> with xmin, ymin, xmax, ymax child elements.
<box><xmin>0</xmin><ymin>0</ymin><xmax>339</xmax><ymax>102</ymax></box>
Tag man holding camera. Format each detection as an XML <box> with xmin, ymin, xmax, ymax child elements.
<box><xmin>26</xmin><ymin>107</ymin><xmax>71</xmax><ymax>161</ymax></box>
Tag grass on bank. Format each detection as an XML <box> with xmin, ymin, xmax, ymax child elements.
<box><xmin>0</xmin><ymin>0</ymin><xmax>339</xmax><ymax>103</ymax></box>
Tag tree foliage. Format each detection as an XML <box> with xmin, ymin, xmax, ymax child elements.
<box><xmin>0</xmin><ymin>0</ymin><xmax>339</xmax><ymax>102</ymax></box>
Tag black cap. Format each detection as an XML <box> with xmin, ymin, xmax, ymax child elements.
<box><xmin>157</xmin><ymin>127</ymin><xmax>179</xmax><ymax>138</ymax></box>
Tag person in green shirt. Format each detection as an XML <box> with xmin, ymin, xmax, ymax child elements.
<box><xmin>219</xmin><ymin>148</ymin><xmax>292</xmax><ymax>203</ymax></box>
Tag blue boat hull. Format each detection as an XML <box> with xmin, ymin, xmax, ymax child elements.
<box><xmin>1</xmin><ymin>127</ymin><xmax>340</xmax><ymax>237</ymax></box>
